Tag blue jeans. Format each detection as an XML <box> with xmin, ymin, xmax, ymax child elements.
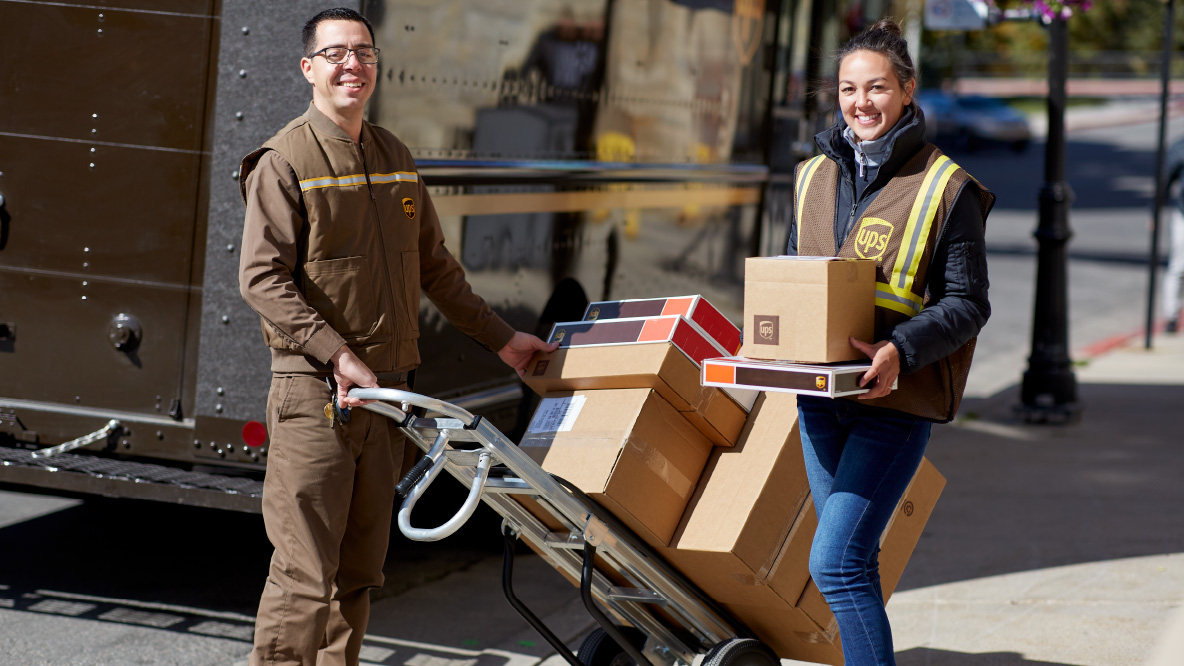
<box><xmin>798</xmin><ymin>396</ymin><xmax>932</xmax><ymax>666</ymax></box>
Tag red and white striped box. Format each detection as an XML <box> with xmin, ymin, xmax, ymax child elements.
<box><xmin>546</xmin><ymin>316</ymin><xmax>758</xmax><ymax>413</ymax></box>
<box><xmin>702</xmin><ymin>356</ymin><xmax>895</xmax><ymax>398</ymax></box>
<box><xmin>583</xmin><ymin>295</ymin><xmax>742</xmax><ymax>355</ymax></box>
<box><xmin>549</xmin><ymin>315</ymin><xmax>728</xmax><ymax>367</ymax></box>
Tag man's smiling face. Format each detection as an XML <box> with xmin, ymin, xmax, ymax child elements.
<box><xmin>301</xmin><ymin>19</ymin><xmax>376</xmax><ymax>123</ymax></box>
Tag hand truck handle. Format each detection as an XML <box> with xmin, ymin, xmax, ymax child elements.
<box><xmin>395</xmin><ymin>454</ymin><xmax>434</xmax><ymax>499</ymax></box>
<box><xmin>398</xmin><ymin>443</ymin><xmax>494</xmax><ymax>542</ymax></box>
<box><xmin>350</xmin><ymin>387</ymin><xmax>477</xmax><ymax>425</ymax></box>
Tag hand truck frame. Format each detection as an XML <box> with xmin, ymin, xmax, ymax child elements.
<box><xmin>351</xmin><ymin>388</ymin><xmax>780</xmax><ymax>666</ymax></box>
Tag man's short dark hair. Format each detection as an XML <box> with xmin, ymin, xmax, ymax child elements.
<box><xmin>303</xmin><ymin>8</ymin><xmax>375</xmax><ymax>57</ymax></box>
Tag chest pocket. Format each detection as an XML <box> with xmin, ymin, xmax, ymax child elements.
<box><xmin>302</xmin><ymin>255</ymin><xmax>379</xmax><ymax>341</ymax></box>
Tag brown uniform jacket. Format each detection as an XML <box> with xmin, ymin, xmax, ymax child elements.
<box><xmin>238</xmin><ymin>103</ymin><xmax>514</xmax><ymax>374</ymax></box>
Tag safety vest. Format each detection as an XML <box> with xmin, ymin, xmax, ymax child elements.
<box><xmin>794</xmin><ymin>144</ymin><xmax>992</xmax><ymax>421</ymax></box>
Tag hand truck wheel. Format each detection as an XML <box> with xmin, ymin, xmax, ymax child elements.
<box><xmin>576</xmin><ymin>626</ymin><xmax>647</xmax><ymax>666</ymax></box>
<box><xmin>701</xmin><ymin>638</ymin><xmax>779</xmax><ymax>666</ymax></box>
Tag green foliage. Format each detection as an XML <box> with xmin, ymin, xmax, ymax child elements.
<box><xmin>917</xmin><ymin>0</ymin><xmax>1184</xmax><ymax>87</ymax></box>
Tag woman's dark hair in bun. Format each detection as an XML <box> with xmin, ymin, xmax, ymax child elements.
<box><xmin>836</xmin><ymin>18</ymin><xmax>915</xmax><ymax>87</ymax></box>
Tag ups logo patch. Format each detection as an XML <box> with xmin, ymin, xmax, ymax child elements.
<box><xmin>402</xmin><ymin>197</ymin><xmax>416</xmax><ymax>219</ymax></box>
<box><xmin>854</xmin><ymin>217</ymin><xmax>893</xmax><ymax>260</ymax></box>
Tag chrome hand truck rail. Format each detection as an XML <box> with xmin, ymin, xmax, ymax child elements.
<box><xmin>352</xmin><ymin>388</ymin><xmax>756</xmax><ymax>666</ymax></box>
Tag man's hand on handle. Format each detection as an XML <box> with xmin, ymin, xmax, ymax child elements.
<box><xmin>498</xmin><ymin>331</ymin><xmax>560</xmax><ymax>378</ymax></box>
<box><xmin>330</xmin><ymin>345</ymin><xmax>378</xmax><ymax>408</ymax></box>
<box><xmin>850</xmin><ymin>337</ymin><xmax>900</xmax><ymax>400</ymax></box>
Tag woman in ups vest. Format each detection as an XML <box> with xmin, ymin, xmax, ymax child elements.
<box><xmin>787</xmin><ymin>19</ymin><xmax>993</xmax><ymax>666</ymax></box>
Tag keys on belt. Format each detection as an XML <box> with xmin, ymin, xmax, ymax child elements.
<box><xmin>324</xmin><ymin>378</ymin><xmax>351</xmax><ymax>428</ymax></box>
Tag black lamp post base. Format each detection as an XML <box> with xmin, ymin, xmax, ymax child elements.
<box><xmin>1018</xmin><ymin>368</ymin><xmax>1080</xmax><ymax>424</ymax></box>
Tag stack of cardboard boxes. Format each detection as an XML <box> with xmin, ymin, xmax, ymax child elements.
<box><xmin>518</xmin><ymin>262</ymin><xmax>944</xmax><ymax>664</ymax></box>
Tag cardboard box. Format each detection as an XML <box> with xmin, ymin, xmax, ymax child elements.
<box><xmin>721</xmin><ymin>600</ymin><xmax>843</xmax><ymax>666</ymax></box>
<box><xmin>549</xmin><ymin>315</ymin><xmax>724</xmax><ymax>366</ymax></box>
<box><xmin>665</xmin><ymin>429</ymin><xmax>944</xmax><ymax>663</ymax></box>
<box><xmin>524</xmin><ymin>343</ymin><xmax>747</xmax><ymax>447</ymax></box>
<box><xmin>742</xmin><ymin>256</ymin><xmax>876</xmax><ymax>363</ymax></box>
<box><xmin>702</xmin><ymin>357</ymin><xmax>897</xmax><ymax>398</ymax></box>
<box><xmin>663</xmin><ymin>393</ymin><xmax>815</xmax><ymax>607</ymax></box>
<box><xmin>543</xmin><ymin>314</ymin><xmax>758</xmax><ymax>411</ymax></box>
<box><xmin>583</xmin><ymin>295</ymin><xmax>742</xmax><ymax>355</ymax></box>
<box><xmin>518</xmin><ymin>389</ymin><xmax>713</xmax><ymax>547</ymax></box>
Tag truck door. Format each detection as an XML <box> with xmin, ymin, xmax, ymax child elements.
<box><xmin>0</xmin><ymin>1</ymin><xmax>218</xmax><ymax>442</ymax></box>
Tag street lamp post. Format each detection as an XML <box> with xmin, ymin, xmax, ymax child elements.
<box><xmin>1020</xmin><ymin>15</ymin><xmax>1078</xmax><ymax>422</ymax></box>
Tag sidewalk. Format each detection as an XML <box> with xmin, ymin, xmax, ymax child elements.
<box><xmin>877</xmin><ymin>332</ymin><xmax>1184</xmax><ymax>666</ymax></box>
<box><xmin>1028</xmin><ymin>96</ymin><xmax>1184</xmax><ymax>136</ymax></box>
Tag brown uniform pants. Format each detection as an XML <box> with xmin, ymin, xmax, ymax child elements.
<box><xmin>250</xmin><ymin>374</ymin><xmax>410</xmax><ymax>666</ymax></box>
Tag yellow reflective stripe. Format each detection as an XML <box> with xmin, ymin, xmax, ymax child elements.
<box><xmin>875</xmin><ymin>282</ymin><xmax>923</xmax><ymax>317</ymax></box>
<box><xmin>890</xmin><ymin>156</ymin><xmax>958</xmax><ymax>294</ymax></box>
<box><xmin>298</xmin><ymin>171</ymin><xmax>418</xmax><ymax>192</ymax></box>
<box><xmin>300</xmin><ymin>174</ymin><xmax>367</xmax><ymax>191</ymax></box>
<box><xmin>794</xmin><ymin>155</ymin><xmax>826</xmax><ymax>218</ymax></box>
<box><xmin>368</xmin><ymin>171</ymin><xmax>419</xmax><ymax>185</ymax></box>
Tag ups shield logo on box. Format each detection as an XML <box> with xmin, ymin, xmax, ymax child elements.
<box><xmin>753</xmin><ymin>315</ymin><xmax>779</xmax><ymax>345</ymax></box>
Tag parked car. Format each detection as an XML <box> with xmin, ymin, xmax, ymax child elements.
<box><xmin>915</xmin><ymin>90</ymin><xmax>1031</xmax><ymax>153</ymax></box>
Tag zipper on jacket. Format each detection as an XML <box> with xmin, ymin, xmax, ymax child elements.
<box><xmin>839</xmin><ymin>173</ymin><xmax>859</xmax><ymax>254</ymax></box>
<box><xmin>359</xmin><ymin>139</ymin><xmax>403</xmax><ymax>353</ymax></box>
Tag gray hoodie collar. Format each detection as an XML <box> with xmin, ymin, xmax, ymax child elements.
<box><xmin>843</xmin><ymin>126</ymin><xmax>892</xmax><ymax>180</ymax></box>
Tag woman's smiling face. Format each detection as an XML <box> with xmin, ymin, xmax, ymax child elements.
<box><xmin>838</xmin><ymin>49</ymin><xmax>914</xmax><ymax>143</ymax></box>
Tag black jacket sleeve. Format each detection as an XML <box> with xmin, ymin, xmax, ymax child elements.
<box><xmin>888</xmin><ymin>181</ymin><xmax>991</xmax><ymax>373</ymax></box>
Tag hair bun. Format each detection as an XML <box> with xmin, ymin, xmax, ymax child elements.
<box><xmin>870</xmin><ymin>18</ymin><xmax>903</xmax><ymax>37</ymax></box>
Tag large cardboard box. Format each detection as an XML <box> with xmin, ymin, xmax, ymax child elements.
<box><xmin>518</xmin><ymin>389</ymin><xmax>713</xmax><ymax>547</ymax></box>
<box><xmin>583</xmin><ymin>295</ymin><xmax>742</xmax><ymax>355</ymax></box>
<box><xmin>742</xmin><ymin>257</ymin><xmax>876</xmax><ymax>363</ymax></box>
<box><xmin>722</xmin><ymin>599</ymin><xmax>843</xmax><ymax>665</ymax></box>
<box><xmin>662</xmin><ymin>393</ymin><xmax>814</xmax><ymax>607</ymax></box>
<box><xmin>524</xmin><ymin>343</ymin><xmax>747</xmax><ymax>447</ymax></box>
<box><xmin>734</xmin><ymin>458</ymin><xmax>947</xmax><ymax>663</ymax></box>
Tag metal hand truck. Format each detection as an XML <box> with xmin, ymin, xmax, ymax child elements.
<box><xmin>350</xmin><ymin>388</ymin><xmax>781</xmax><ymax>666</ymax></box>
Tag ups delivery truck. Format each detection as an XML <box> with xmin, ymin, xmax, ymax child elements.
<box><xmin>0</xmin><ymin>0</ymin><xmax>849</xmax><ymax>511</ymax></box>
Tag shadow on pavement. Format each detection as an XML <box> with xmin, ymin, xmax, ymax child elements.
<box><xmin>0</xmin><ymin>481</ymin><xmax>506</xmax><ymax>617</ymax></box>
<box><xmin>897</xmin><ymin>647</ymin><xmax>1075</xmax><ymax>666</ymax></box>
<box><xmin>897</xmin><ymin>381</ymin><xmax>1184</xmax><ymax>592</ymax></box>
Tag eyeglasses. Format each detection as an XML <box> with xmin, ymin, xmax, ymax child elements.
<box><xmin>309</xmin><ymin>46</ymin><xmax>380</xmax><ymax>65</ymax></box>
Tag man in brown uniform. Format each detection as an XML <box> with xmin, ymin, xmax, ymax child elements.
<box><xmin>237</xmin><ymin>8</ymin><xmax>555</xmax><ymax>665</ymax></box>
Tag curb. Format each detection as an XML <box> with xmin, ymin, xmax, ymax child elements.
<box><xmin>1074</xmin><ymin>321</ymin><xmax>1167</xmax><ymax>359</ymax></box>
